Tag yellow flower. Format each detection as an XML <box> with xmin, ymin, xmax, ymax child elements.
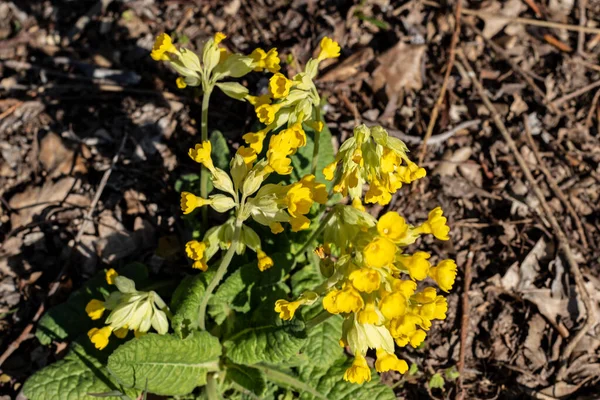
<box><xmin>323</xmin><ymin>161</ymin><xmax>337</xmax><ymax>181</ymax></box>
<box><xmin>192</xmin><ymin>260</ymin><xmax>208</xmax><ymax>271</ymax></box>
<box><xmin>270</xmin><ymin>222</ymin><xmax>284</xmax><ymax>234</ymax></box>
<box><xmin>343</xmin><ymin>354</ymin><xmax>371</xmax><ymax>384</ymax></box>
<box><xmin>151</xmin><ymin>33</ymin><xmax>177</xmax><ymax>61</ymax></box>
<box><xmin>409</xmin><ymin>329</ymin><xmax>427</xmax><ymax>347</ymax></box>
<box><xmin>317</xmin><ymin>37</ymin><xmax>341</xmax><ymax>61</ymax></box>
<box><xmin>380</xmin><ymin>148</ymin><xmax>399</xmax><ymax>173</ymax></box>
<box><xmin>267</xmin><ymin>152</ymin><xmax>293</xmax><ymax>175</ymax></box>
<box><xmin>85</xmin><ymin>299</ymin><xmax>105</xmax><ymax>320</ymax></box>
<box><xmin>299</xmin><ymin>174</ymin><xmax>327</xmax><ymax>204</ymax></box>
<box><xmin>323</xmin><ymin>289</ymin><xmax>340</xmax><ymax>314</ymax></box>
<box><xmin>176</xmin><ymin>77</ymin><xmax>187</xmax><ymax>89</ymax></box>
<box><xmin>106</xmin><ymin>268</ymin><xmax>118</xmax><ymax>285</ymax></box>
<box><xmin>269</xmin><ymin>73</ymin><xmax>292</xmax><ymax>99</ymax></box>
<box><xmin>375</xmin><ymin>349</ymin><xmax>408</xmax><ymax>373</ymax></box>
<box><xmin>114</xmin><ymin>327</ymin><xmax>129</xmax><ymax>339</ymax></box>
<box><xmin>364</xmin><ymin>181</ymin><xmax>392</xmax><ymax>205</ymax></box>
<box><xmin>274</xmin><ymin>299</ymin><xmax>301</xmax><ymax>320</ymax></box>
<box><xmin>242</xmin><ymin>129</ymin><xmax>269</xmax><ymax>153</ymax></box>
<box><xmin>351</xmin><ymin>198</ymin><xmax>365</xmax><ymax>211</ymax></box>
<box><xmin>392</xmin><ymin>279</ymin><xmax>417</xmax><ymax>298</ymax></box>
<box><xmin>214</xmin><ymin>32</ymin><xmax>226</xmax><ymax>44</ymax></box>
<box><xmin>377</xmin><ymin>212</ymin><xmax>408</xmax><ymax>242</ymax></box>
<box><xmin>185</xmin><ymin>240</ymin><xmax>207</xmax><ymax>261</ymax></box>
<box><xmin>306</xmin><ymin>120</ymin><xmax>324</xmax><ymax>132</ymax></box>
<box><xmin>290</xmin><ymin>215</ymin><xmax>310</xmax><ymax>232</ymax></box>
<box><xmin>236</xmin><ymin>146</ymin><xmax>257</xmax><ymax>167</ymax></box>
<box><xmin>286</xmin><ymin>183</ymin><xmax>313</xmax><ymax>218</ymax></box>
<box><xmin>349</xmin><ymin>268</ymin><xmax>380</xmax><ymax>293</ymax></box>
<box><xmin>334</xmin><ymin>286</ymin><xmax>364</xmax><ymax>313</ymax></box>
<box><xmin>357</xmin><ymin>302</ymin><xmax>380</xmax><ymax>325</ymax></box>
<box><xmin>264</xmin><ymin>48</ymin><xmax>281</xmax><ymax>73</ymax></box>
<box><xmin>379</xmin><ymin>292</ymin><xmax>407</xmax><ymax>320</ymax></box>
<box><xmin>398</xmin><ymin>251</ymin><xmax>431</xmax><ymax>281</ymax></box>
<box><xmin>88</xmin><ymin>326</ymin><xmax>112</xmax><ymax>350</ymax></box>
<box><xmin>180</xmin><ymin>192</ymin><xmax>210</xmax><ymax>214</ymax></box>
<box><xmin>246</xmin><ymin>94</ymin><xmax>271</xmax><ymax>107</ymax></box>
<box><xmin>257</xmin><ymin>249</ymin><xmax>274</xmax><ymax>271</ymax></box>
<box><xmin>363</xmin><ymin>237</ymin><xmax>396</xmax><ymax>268</ymax></box>
<box><xmin>256</xmin><ymin>104</ymin><xmax>280</xmax><ymax>125</ymax></box>
<box><xmin>429</xmin><ymin>259</ymin><xmax>457</xmax><ymax>292</ymax></box>
<box><xmin>188</xmin><ymin>141</ymin><xmax>214</xmax><ymax>171</ymax></box>
<box><xmin>388</xmin><ymin>313</ymin><xmax>421</xmax><ymax>339</ymax></box>
<box><xmin>419</xmin><ymin>207</ymin><xmax>450</xmax><ymax>240</ymax></box>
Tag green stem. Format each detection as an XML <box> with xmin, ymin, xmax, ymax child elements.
<box><xmin>206</xmin><ymin>373</ymin><xmax>219</xmax><ymax>400</ymax></box>
<box><xmin>293</xmin><ymin>208</ymin><xmax>335</xmax><ymax>257</ymax></box>
<box><xmin>305</xmin><ymin>310</ymin><xmax>333</xmax><ymax>330</ymax></box>
<box><xmin>310</xmin><ymin>128</ymin><xmax>321</xmax><ymax>176</ymax></box>
<box><xmin>200</xmin><ymin>85</ymin><xmax>213</xmax><ymax>230</ymax></box>
<box><xmin>255</xmin><ymin>365</ymin><xmax>327</xmax><ymax>400</ymax></box>
<box><xmin>198</xmin><ymin>218</ymin><xmax>242</xmax><ymax>331</ymax></box>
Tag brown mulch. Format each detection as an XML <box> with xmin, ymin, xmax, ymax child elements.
<box><xmin>1</xmin><ymin>0</ymin><xmax>599</xmax><ymax>399</ymax></box>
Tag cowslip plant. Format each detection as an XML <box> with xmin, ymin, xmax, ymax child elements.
<box><xmin>22</xmin><ymin>32</ymin><xmax>456</xmax><ymax>400</ymax></box>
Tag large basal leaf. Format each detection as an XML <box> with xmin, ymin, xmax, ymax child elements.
<box><xmin>107</xmin><ymin>331</ymin><xmax>221</xmax><ymax>396</ymax></box>
<box><xmin>23</xmin><ymin>340</ymin><xmax>137</xmax><ymax>400</ymax></box>
<box><xmin>170</xmin><ymin>272</ymin><xmax>211</xmax><ymax>338</ymax></box>
<box><xmin>210</xmin><ymin>130</ymin><xmax>231</xmax><ymax>170</ymax></box>
<box><xmin>290</xmin><ymin>123</ymin><xmax>335</xmax><ymax>189</ymax></box>
<box><xmin>226</xmin><ymin>364</ymin><xmax>267</xmax><ymax>397</ymax></box>
<box><xmin>301</xmin><ymin>315</ymin><xmax>343</xmax><ymax>371</ymax></box>
<box><xmin>224</xmin><ymin>318</ymin><xmax>307</xmax><ymax>365</ymax></box>
<box><xmin>36</xmin><ymin>263</ymin><xmax>148</xmax><ymax>345</ymax></box>
<box><xmin>298</xmin><ymin>357</ymin><xmax>395</xmax><ymax>400</ymax></box>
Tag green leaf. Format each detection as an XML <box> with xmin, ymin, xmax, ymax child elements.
<box><xmin>224</xmin><ymin>319</ymin><xmax>307</xmax><ymax>365</ymax></box>
<box><xmin>36</xmin><ymin>263</ymin><xmax>148</xmax><ymax>345</ymax></box>
<box><xmin>298</xmin><ymin>357</ymin><xmax>395</xmax><ymax>400</ymax></box>
<box><xmin>23</xmin><ymin>340</ymin><xmax>137</xmax><ymax>400</ymax></box>
<box><xmin>170</xmin><ymin>273</ymin><xmax>211</xmax><ymax>338</ymax></box>
<box><xmin>429</xmin><ymin>373</ymin><xmax>445</xmax><ymax>390</ymax></box>
<box><xmin>408</xmin><ymin>362</ymin><xmax>419</xmax><ymax>375</ymax></box>
<box><xmin>210</xmin><ymin>130</ymin><xmax>230</xmax><ymax>170</ymax></box>
<box><xmin>301</xmin><ymin>315</ymin><xmax>343</xmax><ymax>371</ymax></box>
<box><xmin>226</xmin><ymin>364</ymin><xmax>267</xmax><ymax>397</ymax></box>
<box><xmin>209</xmin><ymin>253</ymin><xmax>293</xmax><ymax>326</ymax></box>
<box><xmin>107</xmin><ymin>331</ymin><xmax>221</xmax><ymax>396</ymax></box>
<box><xmin>290</xmin><ymin>124</ymin><xmax>335</xmax><ymax>189</ymax></box>
<box><xmin>445</xmin><ymin>366</ymin><xmax>460</xmax><ymax>381</ymax></box>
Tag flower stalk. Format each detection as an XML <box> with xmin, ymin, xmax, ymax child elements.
<box><xmin>200</xmin><ymin>84</ymin><xmax>213</xmax><ymax>229</ymax></box>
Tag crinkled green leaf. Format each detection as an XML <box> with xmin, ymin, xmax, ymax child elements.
<box><xmin>429</xmin><ymin>373</ymin><xmax>445</xmax><ymax>390</ymax></box>
<box><xmin>298</xmin><ymin>357</ymin><xmax>395</xmax><ymax>400</ymax></box>
<box><xmin>23</xmin><ymin>340</ymin><xmax>137</xmax><ymax>400</ymax></box>
<box><xmin>290</xmin><ymin>123</ymin><xmax>335</xmax><ymax>189</ymax></box>
<box><xmin>226</xmin><ymin>364</ymin><xmax>267</xmax><ymax>397</ymax></box>
<box><xmin>301</xmin><ymin>315</ymin><xmax>343</xmax><ymax>371</ymax></box>
<box><xmin>210</xmin><ymin>130</ymin><xmax>230</xmax><ymax>170</ymax></box>
<box><xmin>170</xmin><ymin>272</ymin><xmax>211</xmax><ymax>338</ymax></box>
<box><xmin>224</xmin><ymin>318</ymin><xmax>307</xmax><ymax>365</ymax></box>
<box><xmin>107</xmin><ymin>331</ymin><xmax>221</xmax><ymax>396</ymax></box>
<box><xmin>36</xmin><ymin>263</ymin><xmax>148</xmax><ymax>345</ymax></box>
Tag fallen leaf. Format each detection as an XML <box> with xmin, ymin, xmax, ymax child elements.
<box><xmin>434</xmin><ymin>147</ymin><xmax>473</xmax><ymax>177</ymax></box>
<box><xmin>479</xmin><ymin>0</ymin><xmax>527</xmax><ymax>39</ymax></box>
<box><xmin>372</xmin><ymin>41</ymin><xmax>426</xmax><ymax>97</ymax></box>
<box><xmin>39</xmin><ymin>132</ymin><xmax>87</xmax><ymax>178</ymax></box>
<box><xmin>522</xmin><ymin>314</ymin><xmax>547</xmax><ymax>370</ymax></box>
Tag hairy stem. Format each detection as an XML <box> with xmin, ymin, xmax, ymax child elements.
<box><xmin>305</xmin><ymin>310</ymin><xmax>333</xmax><ymax>330</ymax></box>
<box><xmin>255</xmin><ymin>365</ymin><xmax>327</xmax><ymax>400</ymax></box>
<box><xmin>206</xmin><ymin>373</ymin><xmax>219</xmax><ymax>400</ymax></box>
<box><xmin>293</xmin><ymin>208</ymin><xmax>334</xmax><ymax>257</ymax></box>
<box><xmin>310</xmin><ymin>128</ymin><xmax>321</xmax><ymax>175</ymax></box>
<box><xmin>200</xmin><ymin>85</ymin><xmax>213</xmax><ymax>229</ymax></box>
<box><xmin>198</xmin><ymin>218</ymin><xmax>242</xmax><ymax>331</ymax></box>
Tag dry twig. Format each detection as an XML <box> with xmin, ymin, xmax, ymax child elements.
<box><xmin>523</xmin><ymin>116</ymin><xmax>589</xmax><ymax>248</ymax></box>
<box><xmin>457</xmin><ymin>50</ymin><xmax>595</xmax><ymax>382</ymax></box>
<box><xmin>551</xmin><ymin>79</ymin><xmax>600</xmax><ymax>108</ymax></box>
<box><xmin>418</xmin><ymin>0</ymin><xmax>463</xmax><ymax>164</ymax></box>
<box><xmin>457</xmin><ymin>249</ymin><xmax>475</xmax><ymax>400</ymax></box>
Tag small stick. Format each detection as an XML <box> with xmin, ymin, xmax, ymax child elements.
<box><xmin>585</xmin><ymin>88</ymin><xmax>600</xmax><ymax>128</ymax></box>
<box><xmin>522</xmin><ymin>0</ymin><xmax>542</xmax><ymax>17</ymax></box>
<box><xmin>551</xmin><ymin>79</ymin><xmax>600</xmax><ymax>107</ymax></box>
<box><xmin>461</xmin><ymin>8</ymin><xmax>600</xmax><ymax>34</ymax></box>
<box><xmin>523</xmin><ymin>116</ymin><xmax>588</xmax><ymax>248</ymax></box>
<box><xmin>458</xmin><ymin>50</ymin><xmax>595</xmax><ymax>381</ymax></box>
<box><xmin>418</xmin><ymin>0</ymin><xmax>463</xmax><ymax>164</ymax></box>
<box><xmin>457</xmin><ymin>250</ymin><xmax>474</xmax><ymax>400</ymax></box>
<box><xmin>577</xmin><ymin>0</ymin><xmax>588</xmax><ymax>56</ymax></box>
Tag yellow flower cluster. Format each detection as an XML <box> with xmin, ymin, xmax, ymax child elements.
<box><xmin>323</xmin><ymin>125</ymin><xmax>426</xmax><ymax>205</ymax></box>
<box><xmin>275</xmin><ymin>204</ymin><xmax>456</xmax><ymax>384</ymax></box>
<box><xmin>240</xmin><ymin>37</ymin><xmax>341</xmax><ymax>162</ymax></box>
<box><xmin>85</xmin><ymin>269</ymin><xmax>169</xmax><ymax>350</ymax></box>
